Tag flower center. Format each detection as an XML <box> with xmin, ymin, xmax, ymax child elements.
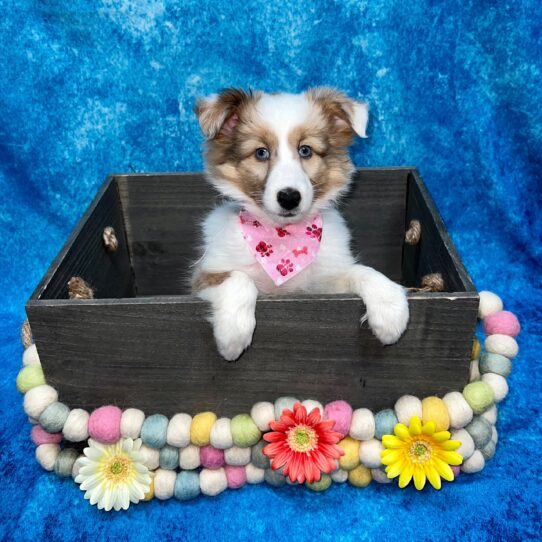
<box><xmin>408</xmin><ymin>440</ymin><xmax>432</xmax><ymax>463</ymax></box>
<box><xmin>287</xmin><ymin>425</ymin><xmax>317</xmax><ymax>453</ymax></box>
<box><xmin>104</xmin><ymin>455</ymin><xmax>131</xmax><ymax>482</ymax></box>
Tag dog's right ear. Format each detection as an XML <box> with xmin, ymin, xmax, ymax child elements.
<box><xmin>194</xmin><ymin>88</ymin><xmax>253</xmax><ymax>140</ymax></box>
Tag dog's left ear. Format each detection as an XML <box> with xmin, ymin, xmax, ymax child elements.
<box><xmin>307</xmin><ymin>87</ymin><xmax>369</xmax><ymax>140</ymax></box>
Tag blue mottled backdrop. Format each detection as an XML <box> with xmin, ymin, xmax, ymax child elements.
<box><xmin>1</xmin><ymin>1</ymin><xmax>541</xmax><ymax>540</ymax></box>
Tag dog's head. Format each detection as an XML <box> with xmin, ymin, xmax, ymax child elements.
<box><xmin>195</xmin><ymin>87</ymin><xmax>368</xmax><ymax>224</ymax></box>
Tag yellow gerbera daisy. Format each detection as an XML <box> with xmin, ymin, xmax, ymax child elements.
<box><xmin>75</xmin><ymin>438</ymin><xmax>151</xmax><ymax>511</ymax></box>
<box><xmin>380</xmin><ymin>416</ymin><xmax>463</xmax><ymax>490</ymax></box>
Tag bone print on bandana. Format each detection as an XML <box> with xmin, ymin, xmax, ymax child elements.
<box><xmin>239</xmin><ymin>210</ymin><xmax>323</xmax><ymax>286</ymax></box>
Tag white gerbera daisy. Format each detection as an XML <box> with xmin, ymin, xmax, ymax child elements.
<box><xmin>75</xmin><ymin>438</ymin><xmax>151</xmax><ymax>511</ymax></box>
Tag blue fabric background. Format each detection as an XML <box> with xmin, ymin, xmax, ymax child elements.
<box><xmin>1</xmin><ymin>1</ymin><xmax>540</xmax><ymax>540</ymax></box>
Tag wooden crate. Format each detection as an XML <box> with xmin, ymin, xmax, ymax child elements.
<box><xmin>26</xmin><ymin>168</ymin><xmax>478</xmax><ymax>416</ymax></box>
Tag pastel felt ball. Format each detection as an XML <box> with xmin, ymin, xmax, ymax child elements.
<box><xmin>224</xmin><ymin>465</ymin><xmax>247</xmax><ymax>489</ymax></box>
<box><xmin>421</xmin><ymin>397</ymin><xmax>450</xmax><ymax>431</ymax></box>
<box><xmin>264</xmin><ymin>468</ymin><xmax>287</xmax><ymax>487</ymax></box>
<box><xmin>338</xmin><ymin>437</ymin><xmax>361</xmax><ymax>471</ymax></box>
<box><xmin>179</xmin><ymin>445</ymin><xmax>201</xmax><ymax>470</ymax></box>
<box><xmin>250</xmin><ymin>402</ymin><xmax>275</xmax><ymax>431</ymax></box>
<box><xmin>461</xmin><ymin>450</ymin><xmax>485</xmax><ymax>474</ymax></box>
<box><xmin>465</xmin><ymin>416</ymin><xmax>493</xmax><ymax>448</ymax></box>
<box><xmin>443</xmin><ymin>391</ymin><xmax>473</xmax><ymax>429</ymax></box>
<box><xmin>394</xmin><ymin>395</ymin><xmax>422</xmax><ymax>425</ymax></box>
<box><xmin>35</xmin><ymin>443</ymin><xmax>60</xmax><ymax>471</ymax></box>
<box><xmin>481</xmin><ymin>404</ymin><xmax>498</xmax><ymax>425</ymax></box>
<box><xmin>450</xmin><ymin>428</ymin><xmax>475</xmax><ymax>460</ymax></box>
<box><xmin>371</xmin><ymin>468</ymin><xmax>393</xmax><ymax>484</ymax></box>
<box><xmin>121</xmin><ymin>408</ymin><xmax>146</xmax><ymax>440</ymax></box>
<box><xmin>24</xmin><ymin>384</ymin><xmax>58</xmax><ymax>419</ymax></box>
<box><xmin>324</xmin><ymin>401</ymin><xmax>353</xmax><ymax>437</ymax></box>
<box><xmin>22</xmin><ymin>344</ymin><xmax>40</xmax><ymax>366</ymax></box>
<box><xmin>349</xmin><ymin>408</ymin><xmax>375</xmax><ymax>441</ymax></box>
<box><xmin>140</xmin><ymin>444</ymin><xmax>160</xmax><ymax>470</ymax></box>
<box><xmin>16</xmin><ymin>365</ymin><xmax>45</xmax><ymax>393</ymax></box>
<box><xmin>88</xmin><ymin>405</ymin><xmax>122</xmax><ymax>444</ymax></box>
<box><xmin>478</xmin><ymin>291</ymin><xmax>503</xmax><ymax>319</ymax></box>
<box><xmin>54</xmin><ymin>448</ymin><xmax>79</xmax><ymax>478</ymax></box>
<box><xmin>224</xmin><ymin>446</ymin><xmax>251</xmax><ymax>466</ymax></box>
<box><xmin>39</xmin><ymin>401</ymin><xmax>70</xmax><ymax>433</ymax></box>
<box><xmin>274</xmin><ymin>397</ymin><xmax>298</xmax><ymax>420</ymax></box>
<box><xmin>210</xmin><ymin>417</ymin><xmax>233</xmax><ymax>449</ymax></box>
<box><xmin>154</xmin><ymin>469</ymin><xmax>176</xmax><ymax>500</ymax></box>
<box><xmin>374</xmin><ymin>409</ymin><xmax>398</xmax><ymax>439</ymax></box>
<box><xmin>301</xmin><ymin>400</ymin><xmax>324</xmax><ymax>416</ymax></box>
<box><xmin>166</xmin><ymin>413</ymin><xmax>191</xmax><ymax>448</ymax></box>
<box><xmin>305</xmin><ymin>474</ymin><xmax>332</xmax><ymax>492</ymax></box>
<box><xmin>470</xmin><ymin>359</ymin><xmax>481</xmax><ymax>382</ymax></box>
<box><xmin>331</xmin><ymin>469</ymin><xmax>348</xmax><ymax>483</ymax></box>
<box><xmin>62</xmin><ymin>408</ymin><xmax>90</xmax><ymax>442</ymax></box>
<box><xmin>31</xmin><ymin>425</ymin><xmax>62</xmax><ymax>446</ymax></box>
<box><xmin>463</xmin><ymin>381</ymin><xmax>495</xmax><ymax>414</ymax></box>
<box><xmin>175</xmin><ymin>471</ymin><xmax>200</xmax><ymax>501</ymax></box>
<box><xmin>190</xmin><ymin>412</ymin><xmax>217</xmax><ymax>446</ymax></box>
<box><xmin>348</xmin><ymin>465</ymin><xmax>372</xmax><ymax>487</ymax></box>
<box><xmin>359</xmin><ymin>438</ymin><xmax>385</xmax><ymax>469</ymax></box>
<box><xmin>245</xmin><ymin>463</ymin><xmax>265</xmax><ymax>484</ymax></box>
<box><xmin>251</xmin><ymin>439</ymin><xmax>270</xmax><ymax>469</ymax></box>
<box><xmin>230</xmin><ymin>414</ymin><xmax>261</xmax><ymax>447</ymax></box>
<box><xmin>159</xmin><ymin>445</ymin><xmax>179</xmax><ymax>470</ymax></box>
<box><xmin>479</xmin><ymin>353</ymin><xmax>512</xmax><ymax>377</ymax></box>
<box><xmin>200</xmin><ymin>446</ymin><xmax>225</xmax><ymax>469</ymax></box>
<box><xmin>140</xmin><ymin>414</ymin><xmax>169</xmax><ymax>449</ymax></box>
<box><xmin>483</xmin><ymin>311</ymin><xmax>520</xmax><ymax>337</ymax></box>
<box><xmin>481</xmin><ymin>439</ymin><xmax>496</xmax><ymax>461</ymax></box>
<box><xmin>200</xmin><ymin>468</ymin><xmax>228</xmax><ymax>496</ymax></box>
<box><xmin>451</xmin><ymin>465</ymin><xmax>461</xmax><ymax>478</ymax></box>
<box><xmin>481</xmin><ymin>373</ymin><xmax>509</xmax><ymax>402</ymax></box>
<box><xmin>484</xmin><ymin>334</ymin><xmax>519</xmax><ymax>359</ymax></box>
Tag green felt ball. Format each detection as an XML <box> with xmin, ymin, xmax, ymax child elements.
<box><xmin>264</xmin><ymin>467</ymin><xmax>287</xmax><ymax>487</ymax></box>
<box><xmin>463</xmin><ymin>381</ymin><xmax>494</xmax><ymax>414</ymax></box>
<box><xmin>479</xmin><ymin>353</ymin><xmax>512</xmax><ymax>377</ymax></box>
<box><xmin>306</xmin><ymin>474</ymin><xmax>332</xmax><ymax>492</ymax></box>
<box><xmin>16</xmin><ymin>365</ymin><xmax>45</xmax><ymax>393</ymax></box>
<box><xmin>230</xmin><ymin>414</ymin><xmax>261</xmax><ymax>447</ymax></box>
<box><xmin>251</xmin><ymin>439</ymin><xmax>270</xmax><ymax>469</ymax></box>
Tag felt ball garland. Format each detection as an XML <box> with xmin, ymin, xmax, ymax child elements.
<box><xmin>16</xmin><ymin>290</ymin><xmax>519</xmax><ymax>508</ymax></box>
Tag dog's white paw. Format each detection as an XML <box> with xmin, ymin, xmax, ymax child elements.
<box><xmin>213</xmin><ymin>308</ymin><xmax>256</xmax><ymax>361</ymax></box>
<box><xmin>363</xmin><ymin>280</ymin><xmax>409</xmax><ymax>345</ymax></box>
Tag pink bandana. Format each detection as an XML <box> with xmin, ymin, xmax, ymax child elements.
<box><xmin>240</xmin><ymin>210</ymin><xmax>323</xmax><ymax>286</ymax></box>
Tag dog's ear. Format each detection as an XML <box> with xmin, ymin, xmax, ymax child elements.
<box><xmin>307</xmin><ymin>87</ymin><xmax>369</xmax><ymax>141</ymax></box>
<box><xmin>194</xmin><ymin>88</ymin><xmax>253</xmax><ymax>140</ymax></box>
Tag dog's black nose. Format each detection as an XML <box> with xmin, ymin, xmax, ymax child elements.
<box><xmin>277</xmin><ymin>188</ymin><xmax>301</xmax><ymax>211</ymax></box>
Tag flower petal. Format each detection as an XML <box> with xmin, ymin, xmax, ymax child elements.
<box><xmin>393</xmin><ymin>424</ymin><xmax>410</xmax><ymax>440</ymax></box>
<box><xmin>432</xmin><ymin>456</ymin><xmax>455</xmax><ymax>481</ymax></box>
<box><xmin>425</xmin><ymin>464</ymin><xmax>442</xmax><ymax>490</ymax></box>
<box><xmin>432</xmin><ymin>430</ymin><xmax>451</xmax><ymax>442</ymax></box>
<box><xmin>381</xmin><ymin>449</ymin><xmax>403</xmax><ymax>465</ymax></box>
<box><xmin>398</xmin><ymin>462</ymin><xmax>414</xmax><ymax>488</ymax></box>
<box><xmin>438</xmin><ymin>451</ymin><xmax>463</xmax><ymax>466</ymax></box>
<box><xmin>382</xmin><ymin>435</ymin><xmax>405</xmax><ymax>449</ymax></box>
<box><xmin>385</xmin><ymin>458</ymin><xmax>405</xmax><ymax>479</ymax></box>
<box><xmin>413</xmin><ymin>465</ymin><xmax>426</xmax><ymax>490</ymax></box>
<box><xmin>409</xmin><ymin>416</ymin><xmax>422</xmax><ymax>436</ymax></box>
<box><xmin>421</xmin><ymin>421</ymin><xmax>436</xmax><ymax>436</ymax></box>
<box><xmin>439</xmin><ymin>439</ymin><xmax>461</xmax><ymax>451</ymax></box>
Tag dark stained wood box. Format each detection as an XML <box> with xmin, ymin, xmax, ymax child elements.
<box><xmin>26</xmin><ymin>168</ymin><xmax>478</xmax><ymax>417</ymax></box>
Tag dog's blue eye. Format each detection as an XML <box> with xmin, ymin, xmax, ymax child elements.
<box><xmin>255</xmin><ymin>148</ymin><xmax>270</xmax><ymax>161</ymax></box>
<box><xmin>298</xmin><ymin>145</ymin><xmax>312</xmax><ymax>159</ymax></box>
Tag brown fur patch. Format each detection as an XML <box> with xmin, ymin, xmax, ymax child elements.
<box><xmin>192</xmin><ymin>271</ymin><xmax>231</xmax><ymax>292</ymax></box>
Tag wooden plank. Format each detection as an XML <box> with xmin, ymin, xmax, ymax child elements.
<box><xmin>30</xmin><ymin>177</ymin><xmax>135</xmax><ymax>300</ymax></box>
<box><xmin>27</xmin><ymin>292</ymin><xmax>477</xmax><ymax>417</ymax></box>
<box><xmin>402</xmin><ymin>171</ymin><xmax>476</xmax><ymax>292</ymax></box>
<box><xmin>116</xmin><ymin>168</ymin><xmax>409</xmax><ymax>296</ymax></box>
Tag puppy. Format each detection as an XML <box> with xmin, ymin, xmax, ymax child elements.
<box><xmin>192</xmin><ymin>87</ymin><xmax>409</xmax><ymax>361</ymax></box>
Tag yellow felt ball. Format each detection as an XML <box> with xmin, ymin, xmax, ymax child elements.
<box><xmin>348</xmin><ymin>465</ymin><xmax>372</xmax><ymax>488</ymax></box>
<box><xmin>190</xmin><ymin>412</ymin><xmax>217</xmax><ymax>446</ymax></box>
<box><xmin>143</xmin><ymin>476</ymin><xmax>154</xmax><ymax>501</ymax></box>
<box><xmin>471</xmin><ymin>338</ymin><xmax>481</xmax><ymax>361</ymax></box>
<box><xmin>421</xmin><ymin>397</ymin><xmax>450</xmax><ymax>431</ymax></box>
<box><xmin>338</xmin><ymin>437</ymin><xmax>361</xmax><ymax>471</ymax></box>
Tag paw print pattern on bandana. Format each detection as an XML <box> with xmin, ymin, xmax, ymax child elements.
<box><xmin>239</xmin><ymin>210</ymin><xmax>323</xmax><ymax>286</ymax></box>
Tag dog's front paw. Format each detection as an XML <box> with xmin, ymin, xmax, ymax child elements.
<box><xmin>213</xmin><ymin>309</ymin><xmax>256</xmax><ymax>361</ymax></box>
<box><xmin>363</xmin><ymin>281</ymin><xmax>409</xmax><ymax>345</ymax></box>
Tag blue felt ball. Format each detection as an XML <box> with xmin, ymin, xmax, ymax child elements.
<box><xmin>374</xmin><ymin>409</ymin><xmax>398</xmax><ymax>439</ymax></box>
<box><xmin>465</xmin><ymin>416</ymin><xmax>493</xmax><ymax>448</ymax></box>
<box><xmin>479</xmin><ymin>353</ymin><xmax>512</xmax><ymax>377</ymax></box>
<box><xmin>174</xmin><ymin>471</ymin><xmax>200</xmax><ymax>501</ymax></box>
<box><xmin>39</xmin><ymin>402</ymin><xmax>70</xmax><ymax>433</ymax></box>
<box><xmin>141</xmin><ymin>414</ymin><xmax>169</xmax><ymax>449</ymax></box>
<box><xmin>159</xmin><ymin>445</ymin><xmax>179</xmax><ymax>470</ymax></box>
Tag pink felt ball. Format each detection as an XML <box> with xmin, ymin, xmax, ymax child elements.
<box><xmin>88</xmin><ymin>405</ymin><xmax>122</xmax><ymax>443</ymax></box>
<box><xmin>200</xmin><ymin>446</ymin><xmax>225</xmax><ymax>469</ymax></box>
<box><xmin>451</xmin><ymin>465</ymin><xmax>461</xmax><ymax>478</ymax></box>
<box><xmin>483</xmin><ymin>311</ymin><xmax>521</xmax><ymax>337</ymax></box>
<box><xmin>31</xmin><ymin>425</ymin><xmax>63</xmax><ymax>445</ymax></box>
<box><xmin>224</xmin><ymin>465</ymin><xmax>247</xmax><ymax>489</ymax></box>
<box><xmin>323</xmin><ymin>400</ymin><xmax>353</xmax><ymax>437</ymax></box>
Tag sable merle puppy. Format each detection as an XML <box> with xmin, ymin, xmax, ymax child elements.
<box><xmin>192</xmin><ymin>87</ymin><xmax>409</xmax><ymax>361</ymax></box>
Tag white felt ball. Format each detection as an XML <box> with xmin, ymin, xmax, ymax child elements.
<box><xmin>331</xmin><ymin>469</ymin><xmax>348</xmax><ymax>483</ymax></box>
<box><xmin>210</xmin><ymin>417</ymin><xmax>233</xmax><ymax>449</ymax></box>
<box><xmin>359</xmin><ymin>438</ymin><xmax>384</xmax><ymax>469</ymax></box>
<box><xmin>485</xmin><ymin>335</ymin><xmax>519</xmax><ymax>359</ymax></box>
<box><xmin>443</xmin><ymin>391</ymin><xmax>474</xmax><ymax>429</ymax></box>
<box><xmin>35</xmin><ymin>443</ymin><xmax>60</xmax><ymax>471</ymax></box>
<box><xmin>349</xmin><ymin>408</ymin><xmax>375</xmax><ymax>441</ymax></box>
<box><xmin>491</xmin><ymin>426</ymin><xmax>498</xmax><ymax>444</ymax></box>
<box><xmin>23</xmin><ymin>344</ymin><xmax>41</xmax><ymax>367</ymax></box>
<box><xmin>154</xmin><ymin>469</ymin><xmax>176</xmax><ymax>500</ymax></box>
<box><xmin>469</xmin><ymin>360</ymin><xmax>481</xmax><ymax>382</ymax></box>
<box><xmin>72</xmin><ymin>455</ymin><xmax>85</xmax><ymax>479</ymax></box>
<box><xmin>371</xmin><ymin>468</ymin><xmax>393</xmax><ymax>484</ymax></box>
<box><xmin>451</xmin><ymin>429</ymin><xmax>475</xmax><ymax>460</ymax></box>
<box><xmin>121</xmin><ymin>408</ymin><xmax>145</xmax><ymax>439</ymax></box>
<box><xmin>481</xmin><ymin>373</ymin><xmax>509</xmax><ymax>402</ymax></box>
<box><xmin>166</xmin><ymin>413</ymin><xmax>192</xmax><ymax>448</ymax></box>
<box><xmin>481</xmin><ymin>404</ymin><xmax>498</xmax><ymax>425</ymax></box>
<box><xmin>394</xmin><ymin>395</ymin><xmax>422</xmax><ymax>425</ymax></box>
<box><xmin>301</xmin><ymin>400</ymin><xmax>324</xmax><ymax>416</ymax></box>
<box><xmin>24</xmin><ymin>385</ymin><xmax>58</xmax><ymax>419</ymax></box>
<box><xmin>62</xmin><ymin>408</ymin><xmax>90</xmax><ymax>442</ymax></box>
<box><xmin>478</xmin><ymin>291</ymin><xmax>503</xmax><ymax>319</ymax></box>
<box><xmin>139</xmin><ymin>444</ymin><xmax>160</xmax><ymax>470</ymax></box>
<box><xmin>250</xmin><ymin>402</ymin><xmax>275</xmax><ymax>432</ymax></box>
<box><xmin>245</xmin><ymin>463</ymin><xmax>265</xmax><ymax>484</ymax></box>
<box><xmin>224</xmin><ymin>446</ymin><xmax>251</xmax><ymax>466</ymax></box>
<box><xmin>200</xmin><ymin>468</ymin><xmax>228</xmax><ymax>497</ymax></box>
<box><xmin>179</xmin><ymin>445</ymin><xmax>200</xmax><ymax>470</ymax></box>
<box><xmin>461</xmin><ymin>450</ymin><xmax>485</xmax><ymax>474</ymax></box>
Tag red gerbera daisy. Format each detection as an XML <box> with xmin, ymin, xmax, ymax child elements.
<box><xmin>262</xmin><ymin>402</ymin><xmax>345</xmax><ymax>484</ymax></box>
